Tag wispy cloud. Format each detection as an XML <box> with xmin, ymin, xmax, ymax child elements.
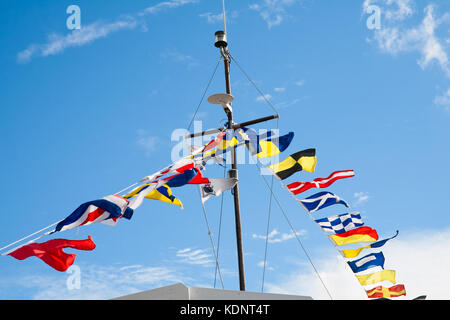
<box><xmin>11</xmin><ymin>263</ymin><xmax>187</xmax><ymax>300</ymax></box>
<box><xmin>160</xmin><ymin>48</ymin><xmax>199</xmax><ymax>68</ymax></box>
<box><xmin>17</xmin><ymin>0</ymin><xmax>198</xmax><ymax>63</ymax></box>
<box><xmin>136</xmin><ymin>129</ymin><xmax>160</xmax><ymax>156</ymax></box>
<box><xmin>274</xmin><ymin>98</ymin><xmax>301</xmax><ymax>109</ymax></box>
<box><xmin>353</xmin><ymin>192</ymin><xmax>370</xmax><ymax>206</ymax></box>
<box><xmin>175</xmin><ymin>248</ymin><xmax>214</xmax><ymax>266</ymax></box>
<box><xmin>249</xmin><ymin>0</ymin><xmax>300</xmax><ymax>29</ymax></box>
<box><xmin>256</xmin><ymin>94</ymin><xmax>272</xmax><ymax>102</ymax></box>
<box><xmin>257</xmin><ymin>260</ymin><xmax>275</xmax><ymax>271</ymax></box>
<box><xmin>434</xmin><ymin>88</ymin><xmax>450</xmax><ymax>113</ymax></box>
<box><xmin>139</xmin><ymin>0</ymin><xmax>199</xmax><ymax>16</ymax></box>
<box><xmin>252</xmin><ymin>229</ymin><xmax>306</xmax><ymax>244</ymax></box>
<box><xmin>199</xmin><ymin>11</ymin><xmax>239</xmax><ymax>24</ymax></box>
<box><xmin>364</xmin><ymin>1</ymin><xmax>450</xmax><ymax>77</ymax></box>
<box><xmin>274</xmin><ymin>87</ymin><xmax>286</xmax><ymax>92</ymax></box>
<box><xmin>18</xmin><ymin>18</ymin><xmax>138</xmax><ymax>63</ymax></box>
<box><xmin>295</xmin><ymin>80</ymin><xmax>305</xmax><ymax>87</ymax></box>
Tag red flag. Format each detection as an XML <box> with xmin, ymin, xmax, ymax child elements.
<box><xmin>8</xmin><ymin>236</ymin><xmax>96</xmax><ymax>272</ymax></box>
<box><xmin>366</xmin><ymin>284</ymin><xmax>406</xmax><ymax>299</ymax></box>
<box><xmin>202</xmin><ymin>132</ymin><xmax>226</xmax><ymax>153</ymax></box>
<box><xmin>329</xmin><ymin>226</ymin><xmax>379</xmax><ymax>246</ymax></box>
<box><xmin>187</xmin><ymin>167</ymin><xmax>210</xmax><ymax>185</ymax></box>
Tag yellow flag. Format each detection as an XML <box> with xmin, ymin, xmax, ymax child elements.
<box><xmin>356</xmin><ymin>270</ymin><xmax>396</xmax><ymax>286</ymax></box>
<box><xmin>340</xmin><ymin>245</ymin><xmax>371</xmax><ymax>258</ymax></box>
<box><xmin>267</xmin><ymin>149</ymin><xmax>317</xmax><ymax>180</ymax></box>
<box><xmin>124</xmin><ymin>183</ymin><xmax>183</xmax><ymax>209</ymax></box>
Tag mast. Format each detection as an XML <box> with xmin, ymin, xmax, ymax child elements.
<box><xmin>186</xmin><ymin>31</ymin><xmax>279</xmax><ymax>293</ymax></box>
<box><xmin>214</xmin><ymin>30</ymin><xmax>246</xmax><ymax>291</ymax></box>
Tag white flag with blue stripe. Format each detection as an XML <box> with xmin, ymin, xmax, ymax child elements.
<box><xmin>297</xmin><ymin>191</ymin><xmax>349</xmax><ymax>213</ymax></box>
<box><xmin>315</xmin><ymin>212</ymin><xmax>364</xmax><ymax>234</ymax></box>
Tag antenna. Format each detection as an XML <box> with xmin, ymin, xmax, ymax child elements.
<box><xmin>222</xmin><ymin>0</ymin><xmax>227</xmax><ymax>35</ymax></box>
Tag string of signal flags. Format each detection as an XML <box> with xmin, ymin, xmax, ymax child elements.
<box><xmin>0</xmin><ymin>126</ymin><xmax>406</xmax><ymax>299</ymax></box>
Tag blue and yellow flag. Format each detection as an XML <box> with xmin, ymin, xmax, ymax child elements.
<box><xmin>239</xmin><ymin>128</ymin><xmax>294</xmax><ymax>158</ymax></box>
<box><xmin>124</xmin><ymin>183</ymin><xmax>183</xmax><ymax>209</ymax></box>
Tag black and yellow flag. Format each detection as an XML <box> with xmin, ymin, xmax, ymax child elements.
<box><xmin>268</xmin><ymin>148</ymin><xmax>317</xmax><ymax>180</ymax></box>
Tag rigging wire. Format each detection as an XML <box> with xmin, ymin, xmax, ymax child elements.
<box><xmin>261</xmin><ymin>174</ymin><xmax>274</xmax><ymax>292</ymax></box>
<box><xmin>229</xmin><ymin>54</ymin><xmax>280</xmax><ymax>117</ymax></box>
<box><xmin>214</xmin><ymin>163</ymin><xmax>228</xmax><ymax>288</ymax></box>
<box><xmin>187</xmin><ymin>56</ymin><xmax>223</xmax><ymax>132</ymax></box>
<box><xmin>0</xmin><ymin>180</ymin><xmax>145</xmax><ymax>255</ymax></box>
<box><xmin>261</xmin><ymin>119</ymin><xmax>279</xmax><ymax>292</ymax></box>
<box><xmin>254</xmin><ymin>162</ymin><xmax>334</xmax><ymax>300</ymax></box>
<box><xmin>197</xmin><ymin>186</ymin><xmax>225</xmax><ymax>289</ymax></box>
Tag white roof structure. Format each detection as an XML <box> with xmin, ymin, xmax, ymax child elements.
<box><xmin>113</xmin><ymin>283</ymin><xmax>313</xmax><ymax>300</ymax></box>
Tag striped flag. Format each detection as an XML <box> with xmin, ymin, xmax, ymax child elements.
<box><xmin>315</xmin><ymin>212</ymin><xmax>364</xmax><ymax>234</ymax></box>
<box><xmin>268</xmin><ymin>149</ymin><xmax>317</xmax><ymax>180</ymax></box>
<box><xmin>329</xmin><ymin>226</ymin><xmax>378</xmax><ymax>246</ymax></box>
<box><xmin>366</xmin><ymin>284</ymin><xmax>406</xmax><ymax>299</ymax></box>
<box><xmin>298</xmin><ymin>191</ymin><xmax>349</xmax><ymax>213</ymax></box>
<box><xmin>54</xmin><ymin>195</ymin><xmax>133</xmax><ymax>233</ymax></box>
<box><xmin>339</xmin><ymin>231</ymin><xmax>399</xmax><ymax>258</ymax></box>
<box><xmin>287</xmin><ymin>170</ymin><xmax>355</xmax><ymax>195</ymax></box>
<box><xmin>140</xmin><ymin>158</ymin><xmax>195</xmax><ymax>183</ymax></box>
<box><xmin>347</xmin><ymin>252</ymin><xmax>385</xmax><ymax>273</ymax></box>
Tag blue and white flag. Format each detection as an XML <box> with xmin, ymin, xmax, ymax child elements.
<box><xmin>315</xmin><ymin>212</ymin><xmax>364</xmax><ymax>234</ymax></box>
<box><xmin>297</xmin><ymin>191</ymin><xmax>349</xmax><ymax>213</ymax></box>
<box><xmin>54</xmin><ymin>195</ymin><xmax>133</xmax><ymax>233</ymax></box>
<box><xmin>347</xmin><ymin>252</ymin><xmax>385</xmax><ymax>274</ymax></box>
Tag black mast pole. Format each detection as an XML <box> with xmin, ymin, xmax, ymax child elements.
<box><xmin>215</xmin><ymin>31</ymin><xmax>246</xmax><ymax>291</ymax></box>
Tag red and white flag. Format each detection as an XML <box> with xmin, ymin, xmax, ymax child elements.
<box><xmin>287</xmin><ymin>170</ymin><xmax>355</xmax><ymax>195</ymax></box>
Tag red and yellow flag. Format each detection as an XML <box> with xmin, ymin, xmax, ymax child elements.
<box><xmin>329</xmin><ymin>226</ymin><xmax>378</xmax><ymax>246</ymax></box>
<box><xmin>366</xmin><ymin>284</ymin><xmax>406</xmax><ymax>299</ymax></box>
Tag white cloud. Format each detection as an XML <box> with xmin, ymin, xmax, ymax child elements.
<box><xmin>250</xmin><ymin>0</ymin><xmax>300</xmax><ymax>29</ymax></box>
<box><xmin>295</xmin><ymin>80</ymin><xmax>305</xmax><ymax>87</ymax></box>
<box><xmin>257</xmin><ymin>260</ymin><xmax>275</xmax><ymax>271</ymax></box>
<box><xmin>256</xmin><ymin>94</ymin><xmax>272</xmax><ymax>102</ymax></box>
<box><xmin>15</xmin><ymin>264</ymin><xmax>187</xmax><ymax>300</ymax></box>
<box><xmin>136</xmin><ymin>129</ymin><xmax>160</xmax><ymax>156</ymax></box>
<box><xmin>17</xmin><ymin>0</ymin><xmax>198</xmax><ymax>63</ymax></box>
<box><xmin>139</xmin><ymin>0</ymin><xmax>199</xmax><ymax>16</ymax></box>
<box><xmin>364</xmin><ymin>1</ymin><xmax>450</xmax><ymax>77</ymax></box>
<box><xmin>199</xmin><ymin>11</ymin><xmax>239</xmax><ymax>24</ymax></box>
<box><xmin>364</xmin><ymin>0</ymin><xmax>415</xmax><ymax>21</ymax></box>
<box><xmin>274</xmin><ymin>87</ymin><xmax>286</xmax><ymax>92</ymax></box>
<box><xmin>161</xmin><ymin>48</ymin><xmax>198</xmax><ymax>68</ymax></box>
<box><xmin>434</xmin><ymin>88</ymin><xmax>450</xmax><ymax>113</ymax></box>
<box><xmin>275</xmin><ymin>98</ymin><xmax>301</xmax><ymax>109</ymax></box>
<box><xmin>252</xmin><ymin>228</ymin><xmax>307</xmax><ymax>244</ymax></box>
<box><xmin>353</xmin><ymin>192</ymin><xmax>370</xmax><ymax>206</ymax></box>
<box><xmin>176</xmin><ymin>248</ymin><xmax>214</xmax><ymax>266</ymax></box>
<box><xmin>264</xmin><ymin>227</ymin><xmax>450</xmax><ymax>300</ymax></box>
<box><xmin>18</xmin><ymin>18</ymin><xmax>138</xmax><ymax>63</ymax></box>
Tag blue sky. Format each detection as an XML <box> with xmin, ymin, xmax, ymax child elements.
<box><xmin>0</xmin><ymin>0</ymin><xmax>449</xmax><ymax>300</ymax></box>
